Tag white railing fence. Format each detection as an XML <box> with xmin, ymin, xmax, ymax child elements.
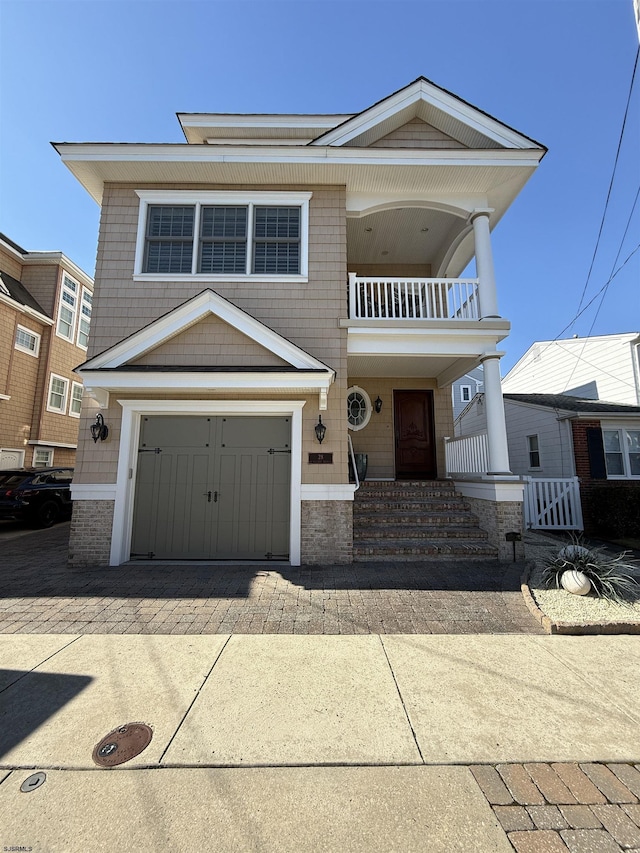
<box><xmin>444</xmin><ymin>432</ymin><xmax>489</xmax><ymax>477</ymax></box>
<box><xmin>348</xmin><ymin>274</ymin><xmax>480</xmax><ymax>321</ymax></box>
<box><xmin>523</xmin><ymin>477</ymin><xmax>583</xmax><ymax>531</ymax></box>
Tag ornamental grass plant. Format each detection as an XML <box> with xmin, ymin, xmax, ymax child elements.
<box><xmin>542</xmin><ymin>537</ymin><xmax>640</xmax><ymax>605</ymax></box>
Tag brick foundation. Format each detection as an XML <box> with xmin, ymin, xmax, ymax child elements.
<box><xmin>463</xmin><ymin>496</ymin><xmax>525</xmax><ymax>562</ymax></box>
<box><xmin>301</xmin><ymin>500</ymin><xmax>353</xmax><ymax>564</ymax></box>
<box><xmin>68</xmin><ymin>500</ymin><xmax>114</xmax><ymax>568</ymax></box>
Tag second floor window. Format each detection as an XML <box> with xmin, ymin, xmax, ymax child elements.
<box><xmin>136</xmin><ymin>191</ymin><xmax>311</xmax><ymax>278</ymax></box>
<box><xmin>57</xmin><ymin>276</ymin><xmax>78</xmax><ymax>341</ymax></box>
<box><xmin>143</xmin><ymin>204</ymin><xmax>301</xmax><ymax>276</ymax></box>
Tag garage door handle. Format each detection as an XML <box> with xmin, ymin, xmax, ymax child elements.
<box><xmin>204</xmin><ymin>491</ymin><xmax>218</xmax><ymax>503</ymax></box>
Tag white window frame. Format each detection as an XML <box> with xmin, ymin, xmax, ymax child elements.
<box><xmin>15</xmin><ymin>325</ymin><xmax>41</xmax><ymax>357</ymax></box>
<box><xmin>526</xmin><ymin>433</ymin><xmax>541</xmax><ymax>470</ymax></box>
<box><xmin>47</xmin><ymin>373</ymin><xmax>69</xmax><ymax>414</ymax></box>
<box><xmin>70</xmin><ymin>382</ymin><xmax>84</xmax><ymax>418</ymax></box>
<box><xmin>134</xmin><ymin>190</ymin><xmax>311</xmax><ymax>281</ymax></box>
<box><xmin>33</xmin><ymin>447</ymin><xmax>54</xmax><ymax>467</ymax></box>
<box><xmin>76</xmin><ymin>287</ymin><xmax>92</xmax><ymax>349</ymax></box>
<box><xmin>460</xmin><ymin>385</ymin><xmax>472</xmax><ymax>403</ymax></box>
<box><xmin>56</xmin><ymin>274</ymin><xmax>79</xmax><ymax>342</ymax></box>
<box><xmin>347</xmin><ymin>386</ymin><xmax>372</xmax><ymax>431</ymax></box>
<box><xmin>602</xmin><ymin>424</ymin><xmax>640</xmax><ymax>480</ymax></box>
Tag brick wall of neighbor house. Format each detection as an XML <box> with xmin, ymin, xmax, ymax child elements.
<box><xmin>463</xmin><ymin>496</ymin><xmax>525</xmax><ymax>561</ymax></box>
<box><xmin>68</xmin><ymin>500</ymin><xmax>114</xmax><ymax>567</ymax></box>
<box><xmin>572</xmin><ymin>419</ymin><xmax>640</xmax><ymax>538</ymax></box>
<box><xmin>301</xmin><ymin>500</ymin><xmax>353</xmax><ymax>564</ymax></box>
<box><xmin>347</xmin><ymin>378</ymin><xmax>454</xmax><ymax>479</ymax></box>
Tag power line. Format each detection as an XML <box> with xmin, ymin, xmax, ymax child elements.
<box><xmin>566</xmin><ymin>44</ymin><xmax>639</xmax><ymax>336</ymax></box>
<box><xmin>554</xmin><ymin>242</ymin><xmax>640</xmax><ymax>341</ymax></box>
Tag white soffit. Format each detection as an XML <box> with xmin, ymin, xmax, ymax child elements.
<box><xmin>178</xmin><ymin>113</ymin><xmax>352</xmax><ymax>144</ymax></box>
<box><xmin>79</xmin><ymin>289</ymin><xmax>334</xmax><ymax>374</ymax></box>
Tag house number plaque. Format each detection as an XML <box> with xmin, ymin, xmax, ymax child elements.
<box><xmin>308</xmin><ymin>453</ymin><xmax>333</xmax><ymax>464</ymax></box>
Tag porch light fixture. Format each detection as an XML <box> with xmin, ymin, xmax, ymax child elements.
<box><xmin>314</xmin><ymin>415</ymin><xmax>327</xmax><ymax>444</ymax></box>
<box><xmin>90</xmin><ymin>413</ymin><xmax>109</xmax><ymax>443</ymax></box>
<box><xmin>374</xmin><ymin>396</ymin><xmax>383</xmax><ymax>414</ymax></box>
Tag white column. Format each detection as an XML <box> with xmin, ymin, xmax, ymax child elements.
<box><xmin>480</xmin><ymin>352</ymin><xmax>512</xmax><ymax>475</ymax></box>
<box><xmin>470</xmin><ymin>210</ymin><xmax>500</xmax><ymax>318</ymax></box>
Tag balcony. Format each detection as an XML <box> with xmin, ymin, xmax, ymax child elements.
<box><xmin>348</xmin><ymin>273</ymin><xmax>480</xmax><ymax>321</ymax></box>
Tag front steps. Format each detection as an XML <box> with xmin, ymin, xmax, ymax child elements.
<box><xmin>353</xmin><ymin>480</ymin><xmax>498</xmax><ymax>561</ymax></box>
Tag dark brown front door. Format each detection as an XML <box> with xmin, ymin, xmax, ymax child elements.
<box><xmin>394</xmin><ymin>391</ymin><xmax>437</xmax><ymax>479</ymax></box>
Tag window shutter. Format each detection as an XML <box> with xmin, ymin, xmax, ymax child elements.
<box><xmin>586</xmin><ymin>427</ymin><xmax>606</xmax><ymax>479</ymax></box>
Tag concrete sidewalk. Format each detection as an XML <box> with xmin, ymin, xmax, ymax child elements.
<box><xmin>1</xmin><ymin>633</ymin><xmax>639</xmax><ymax>851</ymax></box>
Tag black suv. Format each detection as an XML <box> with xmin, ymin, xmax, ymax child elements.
<box><xmin>0</xmin><ymin>467</ymin><xmax>74</xmax><ymax>528</ymax></box>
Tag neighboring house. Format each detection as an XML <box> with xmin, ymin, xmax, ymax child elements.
<box><xmin>452</xmin><ymin>366</ymin><xmax>483</xmax><ymax>421</ymax></box>
<box><xmin>54</xmin><ymin>77</ymin><xmax>546</xmax><ymax>567</ymax></box>
<box><xmin>456</xmin><ymin>392</ymin><xmax>640</xmax><ymax>538</ymax></box>
<box><xmin>502</xmin><ymin>333</ymin><xmax>640</xmax><ymax>406</ymax></box>
<box><xmin>0</xmin><ymin>233</ymin><xmax>94</xmax><ymax>470</ymax></box>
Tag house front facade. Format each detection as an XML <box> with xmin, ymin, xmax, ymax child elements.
<box><xmin>55</xmin><ymin>78</ymin><xmax>546</xmax><ymax>567</ymax></box>
<box><xmin>0</xmin><ymin>233</ymin><xmax>94</xmax><ymax>470</ymax></box>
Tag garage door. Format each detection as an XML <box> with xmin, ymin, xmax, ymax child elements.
<box><xmin>131</xmin><ymin>416</ymin><xmax>291</xmax><ymax>560</ymax></box>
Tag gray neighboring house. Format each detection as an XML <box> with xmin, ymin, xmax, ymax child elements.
<box><xmin>452</xmin><ymin>366</ymin><xmax>483</xmax><ymax>421</ymax></box>
<box><xmin>455</xmin><ymin>392</ymin><xmax>640</xmax><ymax>538</ymax></box>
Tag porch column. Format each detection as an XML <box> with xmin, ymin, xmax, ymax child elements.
<box><xmin>479</xmin><ymin>352</ymin><xmax>512</xmax><ymax>475</ymax></box>
<box><xmin>470</xmin><ymin>210</ymin><xmax>500</xmax><ymax>318</ymax></box>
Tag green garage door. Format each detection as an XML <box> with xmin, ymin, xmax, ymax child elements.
<box><xmin>131</xmin><ymin>416</ymin><xmax>291</xmax><ymax>560</ymax></box>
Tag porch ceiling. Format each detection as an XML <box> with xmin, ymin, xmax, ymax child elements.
<box><xmin>347</xmin><ymin>208</ymin><xmax>459</xmax><ymax>267</ymax></box>
<box><xmin>347</xmin><ymin>353</ymin><xmax>480</xmax><ymax>386</ymax></box>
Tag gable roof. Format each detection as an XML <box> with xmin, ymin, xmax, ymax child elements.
<box><xmin>310</xmin><ymin>77</ymin><xmax>546</xmax><ymax>151</ymax></box>
<box><xmin>78</xmin><ymin>289</ymin><xmax>335</xmax><ymax>408</ymax></box>
<box><xmin>504</xmin><ymin>393</ymin><xmax>640</xmax><ymax>415</ymax></box>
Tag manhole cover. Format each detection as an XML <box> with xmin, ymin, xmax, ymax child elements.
<box><xmin>92</xmin><ymin>723</ymin><xmax>153</xmax><ymax>767</ymax></box>
<box><xmin>20</xmin><ymin>772</ymin><xmax>46</xmax><ymax>792</ymax></box>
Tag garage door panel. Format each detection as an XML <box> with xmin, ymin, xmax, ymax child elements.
<box><xmin>132</xmin><ymin>416</ymin><xmax>291</xmax><ymax>561</ymax></box>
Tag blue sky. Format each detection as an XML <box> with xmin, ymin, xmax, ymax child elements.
<box><xmin>1</xmin><ymin>0</ymin><xmax>638</xmax><ymax>372</ymax></box>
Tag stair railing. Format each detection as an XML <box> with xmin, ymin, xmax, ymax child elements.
<box><xmin>348</xmin><ymin>433</ymin><xmax>360</xmax><ymax>491</ymax></box>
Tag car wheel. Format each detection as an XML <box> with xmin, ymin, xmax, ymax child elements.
<box><xmin>35</xmin><ymin>500</ymin><xmax>60</xmax><ymax>528</ymax></box>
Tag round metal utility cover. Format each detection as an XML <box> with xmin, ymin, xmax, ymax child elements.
<box><xmin>92</xmin><ymin>723</ymin><xmax>153</xmax><ymax>767</ymax></box>
<box><xmin>20</xmin><ymin>772</ymin><xmax>46</xmax><ymax>792</ymax></box>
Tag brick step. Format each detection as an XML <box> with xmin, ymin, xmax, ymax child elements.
<box><xmin>359</xmin><ymin>480</ymin><xmax>454</xmax><ymax>490</ymax></box>
<box><xmin>355</xmin><ymin>525</ymin><xmax>490</xmax><ymax>541</ymax></box>
<box><xmin>356</xmin><ymin>491</ymin><xmax>467</xmax><ymax>504</ymax></box>
<box><xmin>355</xmin><ymin>485</ymin><xmax>459</xmax><ymax>501</ymax></box>
<box><xmin>353</xmin><ymin>539</ymin><xmax>498</xmax><ymax>560</ymax></box>
<box><xmin>354</xmin><ymin>512</ymin><xmax>479</xmax><ymax>527</ymax></box>
<box><xmin>354</xmin><ymin>500</ymin><xmax>471</xmax><ymax>514</ymax></box>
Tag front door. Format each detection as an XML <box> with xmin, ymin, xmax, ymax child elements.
<box><xmin>394</xmin><ymin>391</ymin><xmax>436</xmax><ymax>479</ymax></box>
<box><xmin>131</xmin><ymin>415</ymin><xmax>291</xmax><ymax>560</ymax></box>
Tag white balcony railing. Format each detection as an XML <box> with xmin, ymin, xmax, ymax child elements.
<box><xmin>348</xmin><ymin>273</ymin><xmax>480</xmax><ymax>321</ymax></box>
<box><xmin>444</xmin><ymin>432</ymin><xmax>489</xmax><ymax>477</ymax></box>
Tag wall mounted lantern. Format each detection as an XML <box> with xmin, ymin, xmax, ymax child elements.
<box><xmin>90</xmin><ymin>413</ymin><xmax>109</xmax><ymax>443</ymax></box>
<box><xmin>314</xmin><ymin>415</ymin><xmax>327</xmax><ymax>444</ymax></box>
<box><xmin>374</xmin><ymin>396</ymin><xmax>383</xmax><ymax>414</ymax></box>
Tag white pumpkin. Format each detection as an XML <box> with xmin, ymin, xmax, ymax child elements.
<box><xmin>561</xmin><ymin>569</ymin><xmax>591</xmax><ymax>596</ymax></box>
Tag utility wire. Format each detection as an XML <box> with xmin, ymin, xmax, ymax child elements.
<box><xmin>566</xmin><ymin>44</ymin><xmax>639</xmax><ymax>336</ymax></box>
<box><xmin>554</xmin><ymin>242</ymin><xmax>640</xmax><ymax>340</ymax></box>
<box><xmin>560</xmin><ymin>182</ymin><xmax>640</xmax><ymax>392</ymax></box>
